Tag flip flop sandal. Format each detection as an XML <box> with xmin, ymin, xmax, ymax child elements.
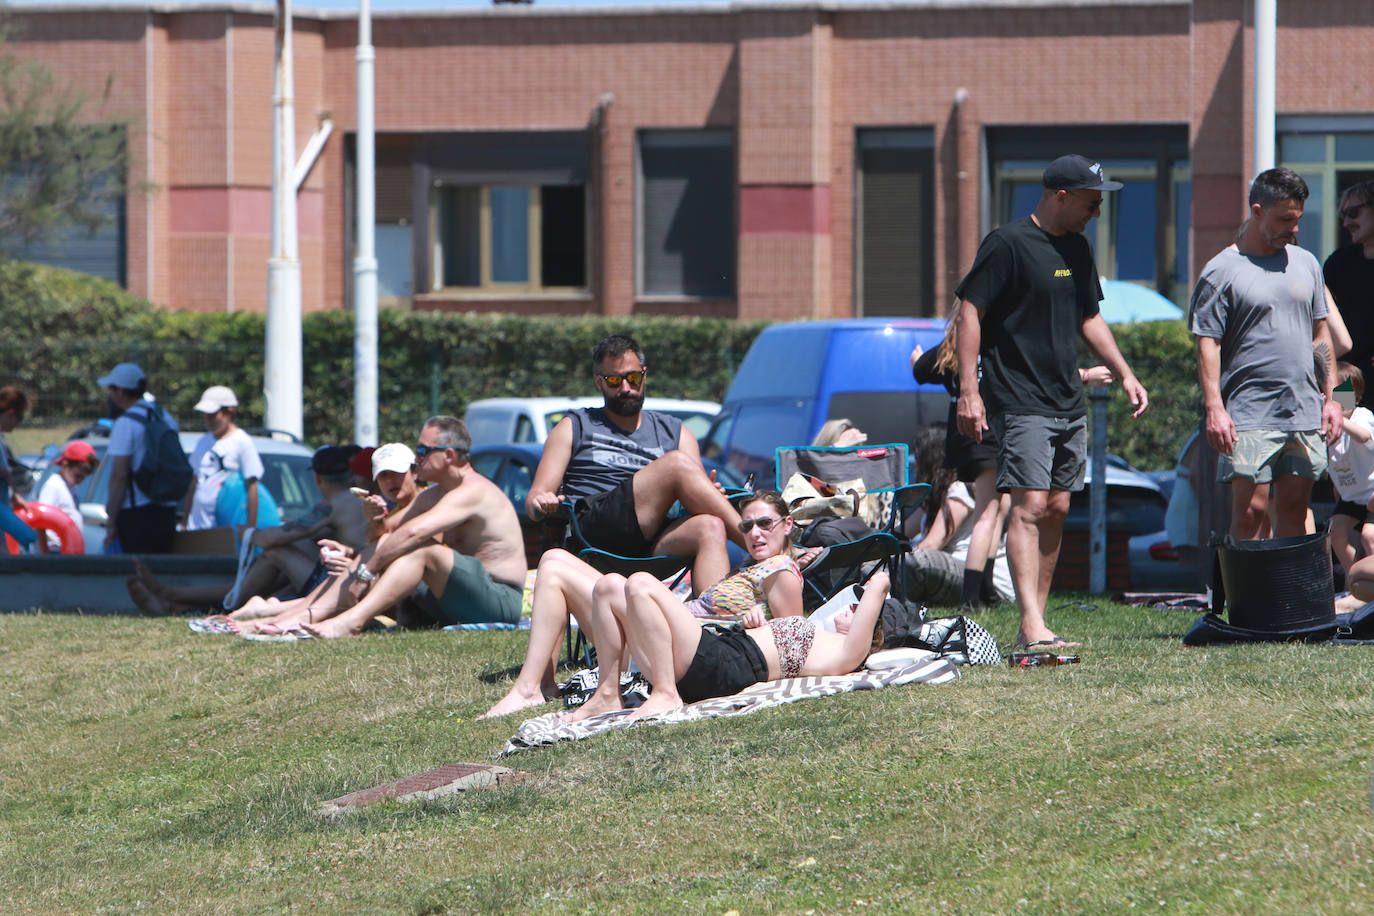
<box><xmin>188</xmin><ymin>615</ymin><xmax>236</xmax><ymax>634</ymax></box>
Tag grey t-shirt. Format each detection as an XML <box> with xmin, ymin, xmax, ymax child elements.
<box><xmin>1189</xmin><ymin>245</ymin><xmax>1326</xmax><ymax>432</ymax></box>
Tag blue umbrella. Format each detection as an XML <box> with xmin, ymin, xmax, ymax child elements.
<box><xmin>1098</xmin><ymin>279</ymin><xmax>1185</xmax><ymax>324</ymax></box>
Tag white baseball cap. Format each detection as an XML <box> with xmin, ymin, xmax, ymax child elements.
<box><xmin>372</xmin><ymin>442</ymin><xmax>416</xmax><ymax>479</ymax></box>
<box><xmin>194</xmin><ymin>385</ymin><xmax>239</xmax><ymax>414</ymax></box>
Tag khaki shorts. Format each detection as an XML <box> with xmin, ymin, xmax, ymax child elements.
<box><xmin>1218</xmin><ymin>430</ymin><xmax>1327</xmax><ymax>483</ymax></box>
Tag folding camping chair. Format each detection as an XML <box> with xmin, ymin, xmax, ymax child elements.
<box><xmin>774</xmin><ymin>443</ymin><xmax>930</xmax><ymax>610</ymax></box>
<box><xmin>559</xmin><ymin>501</ymin><xmax>698</xmax><ymax>669</ymax></box>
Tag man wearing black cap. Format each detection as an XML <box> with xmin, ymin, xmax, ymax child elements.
<box><xmin>954</xmin><ymin>154</ymin><xmax>1148</xmax><ymax>651</ymax></box>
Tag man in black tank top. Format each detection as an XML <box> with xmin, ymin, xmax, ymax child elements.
<box><xmin>527</xmin><ymin>334</ymin><xmax>749</xmax><ymax>592</ymax></box>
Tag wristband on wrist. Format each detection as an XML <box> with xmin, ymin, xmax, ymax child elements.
<box><xmin>355</xmin><ymin>565</ymin><xmax>376</xmax><ymax>582</ymax></box>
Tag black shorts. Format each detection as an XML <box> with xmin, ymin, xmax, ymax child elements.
<box><xmin>942</xmin><ymin>402</ymin><xmax>1000</xmax><ymax>482</ymax></box>
<box><xmin>574</xmin><ymin>477</ymin><xmax>656</xmax><ymax>557</ymax></box>
<box><xmin>1332</xmin><ymin>500</ymin><xmax>1371</xmax><ymax>524</ymax></box>
<box><xmin>116</xmin><ymin>504</ymin><xmax>178</xmax><ymax>554</ymax></box>
<box><xmin>676</xmin><ymin>624</ymin><xmax>769</xmax><ymax>704</ymax></box>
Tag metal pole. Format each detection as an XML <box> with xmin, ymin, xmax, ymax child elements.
<box><xmin>1089</xmin><ymin>386</ymin><xmax>1109</xmax><ymax>593</ymax></box>
<box><xmin>353</xmin><ymin>0</ymin><xmax>378</xmax><ymax>446</ymax></box>
<box><xmin>265</xmin><ymin>0</ymin><xmax>303</xmax><ymax>439</ymax></box>
<box><xmin>1252</xmin><ymin>0</ymin><xmax>1277</xmax><ymax>175</ymax></box>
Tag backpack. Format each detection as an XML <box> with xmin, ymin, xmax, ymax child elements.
<box><xmin>127</xmin><ymin>404</ymin><xmax>193</xmax><ymax>504</ymax></box>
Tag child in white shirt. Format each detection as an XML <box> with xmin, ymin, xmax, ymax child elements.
<box><xmin>1326</xmin><ymin>362</ymin><xmax>1374</xmax><ymax>577</ymax></box>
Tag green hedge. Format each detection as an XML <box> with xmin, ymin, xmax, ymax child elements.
<box><xmin>0</xmin><ymin>259</ymin><xmax>1202</xmax><ymax>469</ymax></box>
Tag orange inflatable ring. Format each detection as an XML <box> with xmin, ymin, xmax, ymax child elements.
<box><xmin>4</xmin><ymin>502</ymin><xmax>85</xmax><ymax>555</ymax></box>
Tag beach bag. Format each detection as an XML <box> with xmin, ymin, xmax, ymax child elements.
<box><xmin>887</xmin><ymin>606</ymin><xmax>1000</xmax><ymax>666</ymax></box>
<box><xmin>128</xmin><ymin>405</ymin><xmax>193</xmax><ymax>504</ymax></box>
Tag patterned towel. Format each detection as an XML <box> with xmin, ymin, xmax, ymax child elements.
<box><xmin>499</xmin><ymin>654</ymin><xmax>959</xmax><ymax>756</ymax></box>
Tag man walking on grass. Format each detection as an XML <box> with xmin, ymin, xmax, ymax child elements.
<box><xmin>954</xmin><ymin>154</ymin><xmax>1148</xmax><ymax>651</ymax></box>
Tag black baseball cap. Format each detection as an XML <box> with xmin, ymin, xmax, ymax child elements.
<box><xmin>1042</xmin><ymin>154</ymin><xmax>1123</xmax><ymax>191</ymax></box>
<box><xmin>311</xmin><ymin>446</ymin><xmax>353</xmax><ymax>476</ymax></box>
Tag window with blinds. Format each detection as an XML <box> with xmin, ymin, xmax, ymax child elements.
<box><xmin>855</xmin><ymin>129</ymin><xmax>934</xmax><ymax>316</ymax></box>
<box><xmin>638</xmin><ymin>130</ymin><xmax>734</xmax><ymax>298</ymax></box>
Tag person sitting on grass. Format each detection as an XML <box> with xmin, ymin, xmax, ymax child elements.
<box><xmin>614</xmin><ymin>567</ymin><xmax>890</xmax><ymax>722</ymax></box>
<box><xmin>478</xmin><ymin>490</ymin><xmax>812</xmax><ymax>721</ymax></box>
<box><xmin>229</xmin><ymin>443</ymin><xmax>423</xmax><ymax>635</ymax></box>
<box><xmin>126</xmin><ymin>446</ymin><xmax>368</xmax><ymax>616</ymax></box>
<box><xmin>300</xmin><ymin>416</ymin><xmax>527</xmax><ymax>638</ymax></box>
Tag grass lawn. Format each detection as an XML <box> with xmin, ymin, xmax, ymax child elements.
<box><xmin>2</xmin><ymin>599</ymin><xmax>1372</xmax><ymax>915</ymax></box>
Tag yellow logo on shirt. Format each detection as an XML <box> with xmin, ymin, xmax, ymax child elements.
<box><xmin>1054</xmin><ymin>268</ymin><xmax>1073</xmax><ymax>277</ymax></box>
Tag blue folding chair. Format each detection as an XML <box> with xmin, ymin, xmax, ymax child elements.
<box><xmin>774</xmin><ymin>443</ymin><xmax>930</xmax><ymax>609</ymax></box>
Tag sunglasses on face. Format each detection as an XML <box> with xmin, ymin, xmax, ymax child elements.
<box><xmin>413</xmin><ymin>444</ymin><xmax>451</xmax><ymax>459</ymax></box>
<box><xmin>597</xmin><ymin>369</ymin><xmax>646</xmax><ymax>388</ymax></box>
<box><xmin>1341</xmin><ymin>203</ymin><xmax>1369</xmax><ymax>221</ymax></box>
<box><xmin>738</xmin><ymin>515</ymin><xmax>784</xmax><ymax>534</ymax></box>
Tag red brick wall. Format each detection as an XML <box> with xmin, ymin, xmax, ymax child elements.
<box><xmin>8</xmin><ymin>2</ymin><xmax>1373</xmax><ymax>320</ymax></box>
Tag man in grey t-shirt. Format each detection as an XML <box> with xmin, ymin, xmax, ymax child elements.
<box><xmin>1189</xmin><ymin>167</ymin><xmax>1343</xmax><ymax>540</ymax></box>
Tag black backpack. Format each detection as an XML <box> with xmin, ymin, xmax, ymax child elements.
<box><xmin>127</xmin><ymin>404</ymin><xmax>193</xmax><ymax>504</ymax></box>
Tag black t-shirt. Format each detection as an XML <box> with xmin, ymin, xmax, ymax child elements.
<box><xmin>1324</xmin><ymin>244</ymin><xmax>1374</xmax><ymax>388</ymax></box>
<box><xmin>953</xmin><ymin>216</ymin><xmax>1101</xmax><ymax>418</ymax></box>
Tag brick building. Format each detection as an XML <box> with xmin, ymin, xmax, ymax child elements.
<box><xmin>9</xmin><ymin>0</ymin><xmax>1373</xmax><ymax>319</ymax></box>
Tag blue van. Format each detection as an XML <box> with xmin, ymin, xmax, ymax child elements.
<box><xmin>700</xmin><ymin>318</ymin><xmax>951</xmax><ymax>487</ymax></box>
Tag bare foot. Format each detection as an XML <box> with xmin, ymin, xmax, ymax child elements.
<box><xmin>1336</xmin><ymin>593</ymin><xmax>1365</xmax><ymax>613</ymax></box>
<box><xmin>227</xmin><ymin>596</ymin><xmax>282</xmax><ymax>622</ymax></box>
<box><xmin>127</xmin><ymin>578</ymin><xmax>187</xmax><ymax>617</ymax></box>
<box><xmin>132</xmin><ymin>558</ymin><xmax>175</xmax><ymax>600</ymax></box>
<box><xmin>558</xmin><ymin>691</ymin><xmax>625</xmax><ymax>724</ymax></box>
<box><xmin>625</xmin><ymin>693</ymin><xmax>684</xmax><ymax>722</ymax></box>
<box><xmin>300</xmin><ymin>619</ymin><xmax>361</xmax><ymax>639</ymax></box>
<box><xmin>478</xmin><ymin>683</ymin><xmax>559</xmax><ymax>720</ymax></box>
<box><xmin>1015</xmin><ymin>631</ymin><xmax>1081</xmax><ymax>650</ymax></box>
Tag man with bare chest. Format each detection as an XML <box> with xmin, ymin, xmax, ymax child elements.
<box><xmin>303</xmin><ymin>416</ymin><xmax>526</xmax><ymax>637</ymax></box>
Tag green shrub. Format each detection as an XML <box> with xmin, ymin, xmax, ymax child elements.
<box><xmin>0</xmin><ymin>259</ymin><xmax>1203</xmax><ymax>467</ymax></box>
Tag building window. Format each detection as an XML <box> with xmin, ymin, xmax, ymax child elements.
<box><xmin>855</xmin><ymin>128</ymin><xmax>935</xmax><ymax>317</ymax></box>
<box><xmin>638</xmin><ymin>129</ymin><xmax>734</xmax><ymax>298</ymax></box>
<box><xmin>988</xmin><ymin>126</ymin><xmax>1191</xmax><ymax>305</ymax></box>
<box><xmin>431</xmin><ymin>183</ymin><xmax>585</xmax><ymax>292</ymax></box>
<box><xmin>1278</xmin><ymin>118</ymin><xmax>1374</xmax><ymax>261</ymax></box>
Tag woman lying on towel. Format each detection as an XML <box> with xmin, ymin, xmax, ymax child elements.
<box><xmin>478</xmin><ymin>490</ymin><xmax>810</xmax><ymax>721</ymax></box>
<box><xmin>619</xmin><ymin>567</ymin><xmax>889</xmax><ymax>721</ymax></box>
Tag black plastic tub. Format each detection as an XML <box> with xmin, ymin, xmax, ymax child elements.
<box><xmin>1216</xmin><ymin>530</ymin><xmax>1335</xmax><ymax>632</ymax></box>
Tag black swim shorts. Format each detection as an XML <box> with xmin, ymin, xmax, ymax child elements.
<box><xmin>574</xmin><ymin>477</ymin><xmax>656</xmax><ymax>557</ymax></box>
<box><xmin>676</xmin><ymin>624</ymin><xmax>769</xmax><ymax>704</ymax></box>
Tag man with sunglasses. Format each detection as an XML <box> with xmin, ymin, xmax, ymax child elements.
<box><xmin>527</xmin><ymin>334</ymin><xmax>748</xmax><ymax>592</ymax></box>
<box><xmin>303</xmin><ymin>416</ymin><xmax>527</xmax><ymax>637</ymax></box>
<box><xmin>954</xmin><ymin>154</ymin><xmax>1148</xmax><ymax>651</ymax></box>
<box><xmin>1325</xmin><ymin>181</ymin><xmax>1374</xmax><ymax>404</ymax></box>
<box><xmin>1191</xmin><ymin>167</ymin><xmax>1344</xmax><ymax>542</ymax></box>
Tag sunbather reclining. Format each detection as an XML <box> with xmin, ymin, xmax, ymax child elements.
<box><xmin>478</xmin><ymin>490</ymin><xmax>814</xmax><ymax>721</ymax></box>
<box><xmin>300</xmin><ymin>417</ymin><xmax>527</xmax><ymax>638</ymax></box>
<box><xmin>229</xmin><ymin>443</ymin><xmax>423</xmax><ymax>635</ymax></box>
<box><xmin>617</xmin><ymin>567</ymin><xmax>888</xmax><ymax>721</ymax></box>
<box><xmin>127</xmin><ymin>446</ymin><xmax>369</xmax><ymax>616</ymax></box>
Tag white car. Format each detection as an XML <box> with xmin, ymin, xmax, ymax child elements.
<box><xmin>31</xmin><ymin>428</ymin><xmax>321</xmax><ymax>554</ymax></box>
<box><xmin>464</xmin><ymin>396</ymin><xmax>721</xmax><ymax>447</ymax></box>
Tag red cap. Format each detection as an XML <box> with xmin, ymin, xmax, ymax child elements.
<box><xmin>61</xmin><ymin>440</ymin><xmax>97</xmax><ymax>464</ymax></box>
<box><xmin>348</xmin><ymin>447</ymin><xmax>376</xmax><ymax>479</ymax></box>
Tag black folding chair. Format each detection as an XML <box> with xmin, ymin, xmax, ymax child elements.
<box><xmin>773</xmin><ymin>443</ymin><xmax>930</xmax><ymax>609</ymax></box>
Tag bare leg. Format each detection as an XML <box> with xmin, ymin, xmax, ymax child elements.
<box><xmin>1347</xmin><ymin>554</ymin><xmax>1374</xmax><ymax>603</ymax></box>
<box><xmin>631</xmin><ymin>451</ymin><xmax>748</xmax><ymax>552</ymax></box>
<box><xmin>301</xmin><ymin>546</ymin><xmax>441</xmax><ymax>638</ymax></box>
<box><xmin>127</xmin><ymin>578</ymin><xmax>194</xmax><ymax>616</ymax></box>
<box><xmin>620</xmin><ymin>571</ymin><xmax>707</xmax><ymax>722</ymax></box>
<box><xmin>1006</xmin><ymin>488</ymin><xmax>1075</xmax><ymax>648</ymax></box>
<box><xmin>1271</xmin><ymin>474</ymin><xmax>1315</xmax><ymax>539</ymax></box>
<box><xmin>480</xmin><ymin>550</ymin><xmax>601</xmax><ymax>720</ymax></box>
<box><xmin>1330</xmin><ymin>515</ymin><xmax>1358</xmax><ymax>579</ymax></box>
<box><xmin>654</xmin><ymin>513</ymin><xmax>730</xmax><ymax>593</ymax></box>
<box><xmin>1230</xmin><ymin>477</ymin><xmax>1266</xmax><ymax>541</ymax></box>
<box><xmin>560</xmin><ymin>573</ymin><xmax>631</xmax><ymax>723</ymax></box>
<box><xmin>232</xmin><ymin>572</ymin><xmax>345</xmax><ymax>634</ymax></box>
